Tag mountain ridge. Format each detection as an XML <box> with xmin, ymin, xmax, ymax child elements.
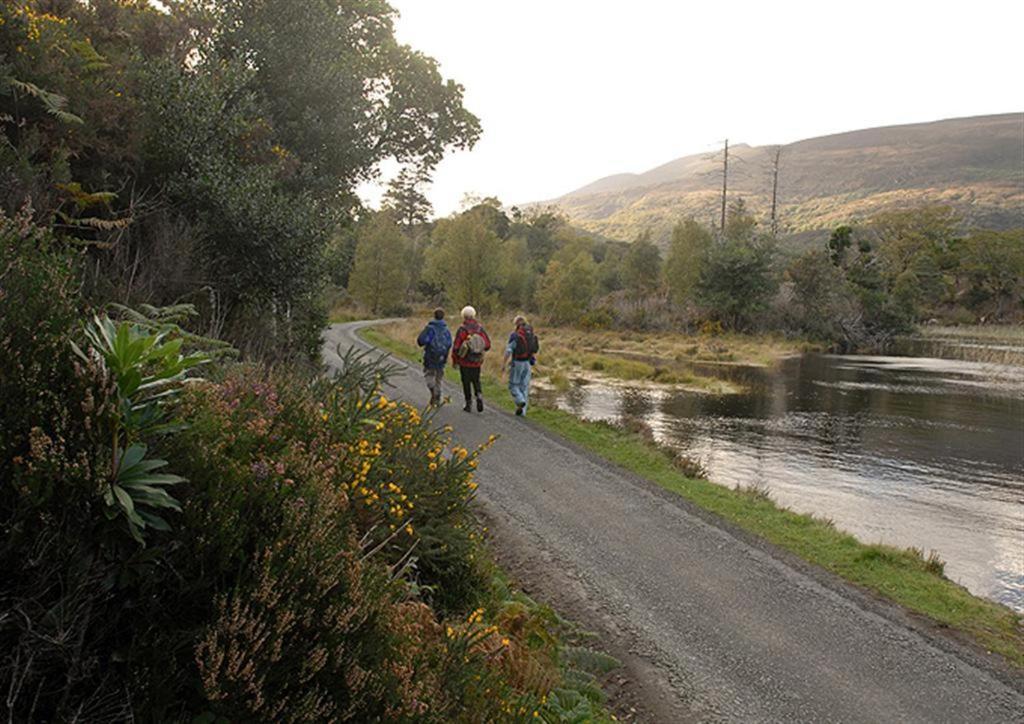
<box><xmin>538</xmin><ymin>113</ymin><xmax>1024</xmax><ymax>246</ymax></box>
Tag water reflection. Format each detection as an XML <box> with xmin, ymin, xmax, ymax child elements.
<box><xmin>536</xmin><ymin>354</ymin><xmax>1024</xmax><ymax>611</ymax></box>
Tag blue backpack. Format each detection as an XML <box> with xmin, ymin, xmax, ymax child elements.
<box><xmin>425</xmin><ymin>325</ymin><xmax>452</xmax><ymax>366</ymax></box>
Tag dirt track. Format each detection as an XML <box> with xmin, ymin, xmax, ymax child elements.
<box><xmin>325</xmin><ymin>321</ymin><xmax>1024</xmax><ymax>723</ymax></box>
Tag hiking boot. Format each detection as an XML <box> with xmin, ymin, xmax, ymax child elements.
<box><xmin>515</xmin><ymin>402</ymin><xmax>525</xmax><ymax>416</ymax></box>
<box><xmin>463</xmin><ymin>401</ymin><xmax>472</xmax><ymax>412</ymax></box>
<box><xmin>476</xmin><ymin>395</ymin><xmax>483</xmax><ymax>412</ymax></box>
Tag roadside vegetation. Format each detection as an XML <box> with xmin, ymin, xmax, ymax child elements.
<box><xmin>2</xmin><ymin>215</ymin><xmax>621</xmax><ymax>722</ymax></box>
<box><xmin>362</xmin><ymin>324</ymin><xmax>1024</xmax><ymax>668</ymax></box>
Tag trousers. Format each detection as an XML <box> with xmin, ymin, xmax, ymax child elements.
<box><xmin>508</xmin><ymin>359</ymin><xmax>531</xmax><ymax>412</ymax></box>
<box><xmin>458</xmin><ymin>365</ymin><xmax>481</xmax><ymax>402</ymax></box>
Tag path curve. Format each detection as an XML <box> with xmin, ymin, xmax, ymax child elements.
<box><xmin>324</xmin><ymin>321</ymin><xmax>1024</xmax><ymax>723</ymax></box>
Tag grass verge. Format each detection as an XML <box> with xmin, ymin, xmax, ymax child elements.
<box><xmin>359</xmin><ymin>322</ymin><xmax>1024</xmax><ymax>668</ymax></box>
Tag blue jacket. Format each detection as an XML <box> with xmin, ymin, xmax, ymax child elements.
<box><xmin>417</xmin><ymin>319</ymin><xmax>452</xmax><ymax>370</ymax></box>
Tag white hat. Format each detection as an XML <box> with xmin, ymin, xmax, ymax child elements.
<box><xmin>461</xmin><ymin>305</ymin><xmax>476</xmax><ymax>319</ymax></box>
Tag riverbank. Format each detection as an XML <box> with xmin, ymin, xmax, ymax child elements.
<box><xmin>360</xmin><ymin>323</ymin><xmax>1024</xmax><ymax>669</ymax></box>
<box><xmin>895</xmin><ymin>324</ymin><xmax>1024</xmax><ymax>365</ymax></box>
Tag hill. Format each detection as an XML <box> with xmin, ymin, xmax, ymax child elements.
<box><xmin>540</xmin><ymin>114</ymin><xmax>1024</xmax><ymax>247</ymax></box>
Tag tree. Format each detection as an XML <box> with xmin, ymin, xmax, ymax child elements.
<box><xmin>597</xmin><ymin>243</ymin><xmax>627</xmax><ymax>294</ymax></box>
<box><xmin>665</xmin><ymin>219</ymin><xmax>712</xmax><ymax>306</ymax></box>
<box><xmin>828</xmin><ymin>225</ymin><xmax>853</xmax><ymax>266</ymax></box>
<box><xmin>538</xmin><ymin>252</ymin><xmax>597</xmax><ymax>324</ymax></box>
<box><xmin>787</xmin><ymin>249</ymin><xmax>857</xmax><ymax>342</ymax></box>
<box><xmin>622</xmin><ymin>232</ymin><xmax>662</xmax><ymax>302</ymax></box>
<box><xmin>425</xmin><ymin>213</ymin><xmax>502</xmax><ymax>310</ymax></box>
<box><xmin>697</xmin><ymin>236</ymin><xmax>777</xmax><ymax>331</ymax></box>
<box><xmin>724</xmin><ymin>197</ymin><xmax>757</xmax><ymax>243</ymax></box>
<box><xmin>868</xmin><ymin>206</ymin><xmax>960</xmax><ymax>319</ymax></box>
<box><xmin>463</xmin><ymin>197</ymin><xmax>511</xmax><ymax>239</ymax></box>
<box><xmin>768</xmin><ymin>146</ymin><xmax>783</xmax><ymax>237</ymax></box>
<box><xmin>959</xmin><ymin>229</ymin><xmax>1024</xmax><ymax>320</ymax></box>
<box><xmin>382</xmin><ymin>167</ymin><xmax>433</xmax><ymax>230</ymax></box>
<box><xmin>210</xmin><ymin>0</ymin><xmax>481</xmax><ymax>197</ymax></box>
<box><xmin>348</xmin><ymin>214</ymin><xmax>409</xmax><ymax>314</ymax></box>
<box><xmin>497</xmin><ymin>236</ymin><xmax>535</xmax><ymax>310</ymax></box>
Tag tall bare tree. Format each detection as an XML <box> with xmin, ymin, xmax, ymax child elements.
<box><xmin>768</xmin><ymin>145</ymin><xmax>782</xmax><ymax>237</ymax></box>
<box><xmin>720</xmin><ymin>138</ymin><xmax>730</xmax><ymax>234</ymax></box>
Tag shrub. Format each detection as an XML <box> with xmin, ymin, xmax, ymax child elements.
<box><xmin>2</xmin><ymin>222</ymin><xmax>588</xmax><ymax>720</ymax></box>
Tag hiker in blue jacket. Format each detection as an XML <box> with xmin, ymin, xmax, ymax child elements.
<box><xmin>416</xmin><ymin>307</ymin><xmax>452</xmax><ymax>407</ymax></box>
<box><xmin>501</xmin><ymin>314</ymin><xmax>539</xmax><ymax>416</ymax></box>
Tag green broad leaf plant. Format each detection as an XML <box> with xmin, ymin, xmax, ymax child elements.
<box><xmin>72</xmin><ymin>315</ymin><xmax>208</xmax><ymax>543</ymax></box>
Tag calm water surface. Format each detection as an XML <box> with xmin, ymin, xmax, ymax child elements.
<box><xmin>536</xmin><ymin>352</ymin><xmax>1024</xmax><ymax>610</ymax></box>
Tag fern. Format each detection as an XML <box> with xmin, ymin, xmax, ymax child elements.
<box><xmin>71</xmin><ymin>40</ymin><xmax>110</xmax><ymax>73</ymax></box>
<box><xmin>561</xmin><ymin>645</ymin><xmax>620</xmax><ymax>676</ymax></box>
<box><xmin>55</xmin><ymin>181</ymin><xmax>118</xmax><ymax>211</ymax></box>
<box><xmin>6</xmin><ymin>78</ymin><xmax>83</xmax><ymax>125</ymax></box>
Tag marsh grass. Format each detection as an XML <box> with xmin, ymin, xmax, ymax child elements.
<box><xmin>367</xmin><ymin>315</ymin><xmax>772</xmax><ymax>393</ymax></box>
<box><xmin>362</xmin><ymin>321</ymin><xmax>1024</xmax><ymax>668</ymax></box>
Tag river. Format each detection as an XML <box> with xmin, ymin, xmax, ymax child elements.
<box><xmin>534</xmin><ymin>348</ymin><xmax>1024</xmax><ymax>611</ymax></box>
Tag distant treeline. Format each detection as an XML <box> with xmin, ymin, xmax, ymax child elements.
<box><xmin>346</xmin><ymin>193</ymin><xmax>1023</xmax><ymax>349</ymax></box>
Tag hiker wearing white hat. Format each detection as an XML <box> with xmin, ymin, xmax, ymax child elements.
<box><xmin>451</xmin><ymin>305</ymin><xmax>491</xmax><ymax>412</ymax></box>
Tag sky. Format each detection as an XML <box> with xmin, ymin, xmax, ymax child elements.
<box><xmin>361</xmin><ymin>0</ymin><xmax>1024</xmax><ymax>217</ymax></box>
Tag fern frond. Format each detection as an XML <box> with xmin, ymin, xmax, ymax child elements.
<box><xmin>7</xmin><ymin>78</ymin><xmax>83</xmax><ymax>125</ymax></box>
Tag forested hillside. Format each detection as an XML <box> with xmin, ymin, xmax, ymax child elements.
<box><xmin>544</xmin><ymin>114</ymin><xmax>1023</xmax><ymax>246</ymax></box>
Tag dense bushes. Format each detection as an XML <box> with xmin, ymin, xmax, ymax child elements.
<box><xmin>1</xmin><ymin>215</ymin><xmax>607</xmax><ymax>720</ymax></box>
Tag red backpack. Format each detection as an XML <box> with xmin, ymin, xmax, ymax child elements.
<box><xmin>513</xmin><ymin>324</ymin><xmax>539</xmax><ymax>360</ymax></box>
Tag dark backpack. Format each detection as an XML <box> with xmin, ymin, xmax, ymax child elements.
<box><xmin>513</xmin><ymin>324</ymin><xmax>539</xmax><ymax>359</ymax></box>
<box><xmin>425</xmin><ymin>326</ymin><xmax>451</xmax><ymax>365</ymax></box>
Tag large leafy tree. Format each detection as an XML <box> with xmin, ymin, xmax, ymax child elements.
<box><xmin>425</xmin><ymin>213</ymin><xmax>502</xmax><ymax>311</ymax></box>
<box><xmin>868</xmin><ymin>206</ymin><xmax>960</xmax><ymax>317</ymax></box>
<box><xmin>622</xmin><ymin>232</ymin><xmax>662</xmax><ymax>301</ymax></box>
<box><xmin>665</xmin><ymin>219</ymin><xmax>712</xmax><ymax>307</ymax></box>
<box><xmin>538</xmin><ymin>252</ymin><xmax>598</xmax><ymax>325</ymax></box>
<box><xmin>207</xmin><ymin>0</ymin><xmax>480</xmax><ymax>198</ymax></box>
<box><xmin>957</xmin><ymin>228</ymin><xmax>1024</xmax><ymax>320</ymax></box>
<box><xmin>349</xmin><ymin>213</ymin><xmax>410</xmax><ymax>314</ymax></box>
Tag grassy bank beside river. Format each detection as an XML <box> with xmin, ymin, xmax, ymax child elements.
<box><xmin>360</xmin><ymin>322</ymin><xmax>1024</xmax><ymax>669</ymax></box>
<box><xmin>368</xmin><ymin>317</ymin><xmax>818</xmax><ymax>395</ymax></box>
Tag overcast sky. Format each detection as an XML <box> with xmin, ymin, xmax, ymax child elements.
<box><xmin>363</xmin><ymin>0</ymin><xmax>1023</xmax><ymax>217</ymax></box>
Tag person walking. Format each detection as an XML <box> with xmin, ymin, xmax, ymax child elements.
<box><xmin>416</xmin><ymin>307</ymin><xmax>452</xmax><ymax>407</ymax></box>
<box><xmin>452</xmin><ymin>305</ymin><xmax>491</xmax><ymax>412</ymax></box>
<box><xmin>501</xmin><ymin>314</ymin><xmax>539</xmax><ymax>416</ymax></box>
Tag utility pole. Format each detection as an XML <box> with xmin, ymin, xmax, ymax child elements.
<box><xmin>769</xmin><ymin>145</ymin><xmax>781</xmax><ymax>237</ymax></box>
<box><xmin>720</xmin><ymin>138</ymin><xmax>729</xmax><ymax>235</ymax></box>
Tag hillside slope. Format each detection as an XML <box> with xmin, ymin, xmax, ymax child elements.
<box><xmin>543</xmin><ymin>113</ymin><xmax>1024</xmax><ymax>246</ymax></box>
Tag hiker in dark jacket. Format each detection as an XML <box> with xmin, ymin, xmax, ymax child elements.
<box><xmin>416</xmin><ymin>307</ymin><xmax>452</xmax><ymax>407</ymax></box>
<box><xmin>451</xmin><ymin>305</ymin><xmax>491</xmax><ymax>412</ymax></box>
<box><xmin>501</xmin><ymin>314</ymin><xmax>538</xmax><ymax>416</ymax></box>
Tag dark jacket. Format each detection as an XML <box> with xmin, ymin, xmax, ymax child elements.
<box><xmin>417</xmin><ymin>319</ymin><xmax>452</xmax><ymax>370</ymax></box>
<box><xmin>451</xmin><ymin>319</ymin><xmax>491</xmax><ymax>368</ymax></box>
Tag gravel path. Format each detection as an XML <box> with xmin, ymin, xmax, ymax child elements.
<box><xmin>324</xmin><ymin>321</ymin><xmax>1024</xmax><ymax>723</ymax></box>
